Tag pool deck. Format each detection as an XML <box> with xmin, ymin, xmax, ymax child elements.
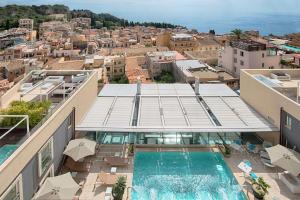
<box><xmin>63</xmin><ymin>145</ymin><xmax>300</xmax><ymax>200</ymax></box>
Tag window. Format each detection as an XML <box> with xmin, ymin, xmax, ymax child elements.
<box><xmin>114</xmin><ymin>69</ymin><xmax>117</xmax><ymax>73</ymax></box>
<box><xmin>262</xmin><ymin>63</ymin><xmax>265</xmax><ymax>68</ymax></box>
<box><xmin>240</xmin><ymin>60</ymin><xmax>244</xmax><ymax>66</ymax></box>
<box><xmin>233</xmin><ymin>66</ymin><xmax>237</xmax><ymax>72</ymax></box>
<box><xmin>234</xmin><ymin>58</ymin><xmax>237</xmax><ymax>63</ymax></box>
<box><xmin>38</xmin><ymin>138</ymin><xmax>53</xmax><ymax>177</ymax></box>
<box><xmin>0</xmin><ymin>175</ymin><xmax>23</xmax><ymax>200</ymax></box>
<box><xmin>119</xmin><ymin>69</ymin><xmax>123</xmax><ymax>73</ymax></box>
<box><xmin>39</xmin><ymin>165</ymin><xmax>54</xmax><ymax>187</ymax></box>
<box><xmin>106</xmin><ymin>67</ymin><xmax>110</xmax><ymax>71</ymax></box>
<box><xmin>234</xmin><ymin>49</ymin><xmax>237</xmax><ymax>54</ymax></box>
<box><xmin>262</xmin><ymin>53</ymin><xmax>265</xmax><ymax>58</ymax></box>
<box><xmin>285</xmin><ymin>115</ymin><xmax>292</xmax><ymax>130</ymax></box>
<box><xmin>240</xmin><ymin>51</ymin><xmax>244</xmax><ymax>57</ymax></box>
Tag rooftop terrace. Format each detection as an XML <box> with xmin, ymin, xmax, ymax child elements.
<box><xmin>0</xmin><ymin>70</ymin><xmax>94</xmax><ymax>166</ymax></box>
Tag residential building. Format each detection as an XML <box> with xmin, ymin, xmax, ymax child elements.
<box><xmin>0</xmin><ymin>60</ymin><xmax>25</xmax><ymax>82</ymax></box>
<box><xmin>293</xmin><ymin>54</ymin><xmax>300</xmax><ymax>66</ymax></box>
<box><xmin>145</xmin><ymin>51</ymin><xmax>186</xmax><ymax>78</ymax></box>
<box><xmin>104</xmin><ymin>55</ymin><xmax>126</xmax><ymax>79</ymax></box>
<box><xmin>240</xmin><ymin>69</ymin><xmax>300</xmax><ymax>151</ymax></box>
<box><xmin>70</xmin><ymin>18</ymin><xmax>92</xmax><ymax>29</ymax></box>
<box><xmin>0</xmin><ymin>70</ymin><xmax>97</xmax><ymax>200</ymax></box>
<box><xmin>18</xmin><ymin>19</ymin><xmax>34</xmax><ymax>30</ymax></box>
<box><xmin>169</xmin><ymin>33</ymin><xmax>197</xmax><ymax>53</ymax></box>
<box><xmin>218</xmin><ymin>39</ymin><xmax>281</xmax><ymax>77</ymax></box>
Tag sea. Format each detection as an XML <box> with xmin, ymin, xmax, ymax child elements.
<box><xmin>2</xmin><ymin>0</ymin><xmax>300</xmax><ymax>35</ymax></box>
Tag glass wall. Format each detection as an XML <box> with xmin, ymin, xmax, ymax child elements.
<box><xmin>81</xmin><ymin>132</ymin><xmax>263</xmax><ymax>145</ymax></box>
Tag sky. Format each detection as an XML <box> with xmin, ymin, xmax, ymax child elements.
<box><xmin>1</xmin><ymin>0</ymin><xmax>300</xmax><ymax>35</ymax></box>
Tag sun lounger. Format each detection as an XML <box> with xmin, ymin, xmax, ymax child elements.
<box><xmin>104</xmin><ymin>156</ymin><xmax>130</xmax><ymax>166</ymax></box>
<box><xmin>97</xmin><ymin>171</ymin><xmax>126</xmax><ymax>186</ymax></box>
<box><xmin>64</xmin><ymin>157</ymin><xmax>91</xmax><ymax>172</ymax></box>
<box><xmin>279</xmin><ymin>171</ymin><xmax>300</xmax><ymax>193</ymax></box>
<box><xmin>260</xmin><ymin>157</ymin><xmax>275</xmax><ymax>168</ymax></box>
<box><xmin>246</xmin><ymin>142</ymin><xmax>259</xmax><ymax>153</ymax></box>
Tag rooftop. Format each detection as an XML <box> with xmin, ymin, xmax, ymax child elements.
<box><xmin>249</xmin><ymin>69</ymin><xmax>300</xmax><ymax>104</ymax></box>
<box><xmin>0</xmin><ymin>70</ymin><xmax>94</xmax><ymax>165</ymax></box>
<box><xmin>77</xmin><ymin>83</ymin><xmax>277</xmax><ymax>133</ymax></box>
<box><xmin>230</xmin><ymin>39</ymin><xmax>266</xmax><ymax>51</ymax></box>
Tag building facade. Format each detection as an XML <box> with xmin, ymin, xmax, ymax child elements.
<box><xmin>240</xmin><ymin>69</ymin><xmax>300</xmax><ymax>151</ymax></box>
<box><xmin>218</xmin><ymin>40</ymin><xmax>281</xmax><ymax>77</ymax></box>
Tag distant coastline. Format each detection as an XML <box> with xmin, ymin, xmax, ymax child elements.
<box><xmin>1</xmin><ymin>3</ymin><xmax>300</xmax><ymax>36</ymax></box>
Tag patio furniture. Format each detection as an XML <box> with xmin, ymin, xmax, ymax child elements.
<box><xmin>63</xmin><ymin>138</ymin><xmax>96</xmax><ymax>161</ymax></box>
<box><xmin>111</xmin><ymin>167</ymin><xmax>117</xmax><ymax>174</ymax></box>
<box><xmin>266</xmin><ymin>144</ymin><xmax>300</xmax><ymax>176</ymax></box>
<box><xmin>250</xmin><ymin>172</ymin><xmax>258</xmax><ymax>180</ymax></box>
<box><xmin>104</xmin><ymin>196</ymin><xmax>112</xmax><ymax>200</ymax></box>
<box><xmin>104</xmin><ymin>156</ymin><xmax>130</xmax><ymax>166</ymax></box>
<box><xmin>98</xmin><ymin>171</ymin><xmax>118</xmax><ymax>185</ymax></box>
<box><xmin>33</xmin><ymin>173</ymin><xmax>80</xmax><ymax>200</ymax></box>
<box><xmin>261</xmin><ymin>157</ymin><xmax>275</xmax><ymax>168</ymax></box>
<box><xmin>279</xmin><ymin>171</ymin><xmax>300</xmax><ymax>194</ymax></box>
<box><xmin>64</xmin><ymin>157</ymin><xmax>91</xmax><ymax>172</ymax></box>
<box><xmin>105</xmin><ymin>187</ymin><xmax>113</xmax><ymax>196</ymax></box>
<box><xmin>246</xmin><ymin>142</ymin><xmax>259</xmax><ymax>153</ymax></box>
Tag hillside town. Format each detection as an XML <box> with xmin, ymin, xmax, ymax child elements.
<box><xmin>1</xmin><ymin>15</ymin><xmax>299</xmax><ymax>96</ymax></box>
<box><xmin>1</xmin><ymin>5</ymin><xmax>300</xmax><ymax>200</ymax></box>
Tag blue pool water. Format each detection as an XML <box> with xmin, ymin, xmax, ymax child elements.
<box><xmin>132</xmin><ymin>152</ymin><xmax>247</xmax><ymax>200</ymax></box>
<box><xmin>0</xmin><ymin>145</ymin><xmax>18</xmax><ymax>164</ymax></box>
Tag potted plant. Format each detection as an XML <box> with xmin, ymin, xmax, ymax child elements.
<box><xmin>112</xmin><ymin>176</ymin><xmax>126</xmax><ymax>200</ymax></box>
<box><xmin>218</xmin><ymin>143</ymin><xmax>231</xmax><ymax>157</ymax></box>
<box><xmin>251</xmin><ymin>177</ymin><xmax>270</xmax><ymax>199</ymax></box>
<box><xmin>128</xmin><ymin>143</ymin><xmax>135</xmax><ymax>156</ymax></box>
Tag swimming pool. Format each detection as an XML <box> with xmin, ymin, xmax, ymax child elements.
<box><xmin>132</xmin><ymin>152</ymin><xmax>247</xmax><ymax>200</ymax></box>
<box><xmin>0</xmin><ymin>145</ymin><xmax>18</xmax><ymax>164</ymax></box>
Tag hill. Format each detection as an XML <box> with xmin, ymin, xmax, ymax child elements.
<box><xmin>0</xmin><ymin>4</ymin><xmax>178</xmax><ymax>30</ymax></box>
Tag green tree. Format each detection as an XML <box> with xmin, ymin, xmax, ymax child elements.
<box><xmin>231</xmin><ymin>29</ymin><xmax>243</xmax><ymax>39</ymax></box>
<box><xmin>0</xmin><ymin>100</ymin><xmax>51</xmax><ymax>128</ymax></box>
<box><xmin>112</xmin><ymin>176</ymin><xmax>126</xmax><ymax>200</ymax></box>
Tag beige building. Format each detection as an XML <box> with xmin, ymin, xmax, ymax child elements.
<box><xmin>218</xmin><ymin>40</ymin><xmax>281</xmax><ymax>77</ymax></box>
<box><xmin>0</xmin><ymin>70</ymin><xmax>97</xmax><ymax>200</ymax></box>
<box><xmin>19</xmin><ymin>19</ymin><xmax>34</xmax><ymax>30</ymax></box>
<box><xmin>240</xmin><ymin>69</ymin><xmax>300</xmax><ymax>150</ymax></box>
<box><xmin>104</xmin><ymin>55</ymin><xmax>126</xmax><ymax>79</ymax></box>
<box><xmin>169</xmin><ymin>33</ymin><xmax>197</xmax><ymax>53</ymax></box>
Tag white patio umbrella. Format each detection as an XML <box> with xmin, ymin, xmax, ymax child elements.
<box><xmin>33</xmin><ymin>173</ymin><xmax>80</xmax><ymax>200</ymax></box>
<box><xmin>266</xmin><ymin>144</ymin><xmax>300</xmax><ymax>176</ymax></box>
<box><xmin>63</xmin><ymin>138</ymin><xmax>96</xmax><ymax>161</ymax></box>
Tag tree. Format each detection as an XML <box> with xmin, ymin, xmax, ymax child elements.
<box><xmin>112</xmin><ymin>176</ymin><xmax>126</xmax><ymax>200</ymax></box>
<box><xmin>231</xmin><ymin>29</ymin><xmax>243</xmax><ymax>39</ymax></box>
<box><xmin>0</xmin><ymin>100</ymin><xmax>51</xmax><ymax>128</ymax></box>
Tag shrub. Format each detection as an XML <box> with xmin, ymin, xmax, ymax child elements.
<box><xmin>112</xmin><ymin>176</ymin><xmax>126</xmax><ymax>200</ymax></box>
<box><xmin>0</xmin><ymin>100</ymin><xmax>51</xmax><ymax>128</ymax></box>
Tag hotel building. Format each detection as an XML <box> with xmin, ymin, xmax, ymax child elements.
<box><xmin>241</xmin><ymin>69</ymin><xmax>300</xmax><ymax>151</ymax></box>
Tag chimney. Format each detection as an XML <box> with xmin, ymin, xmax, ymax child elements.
<box><xmin>137</xmin><ymin>76</ymin><xmax>141</xmax><ymax>95</ymax></box>
<box><xmin>195</xmin><ymin>78</ymin><xmax>199</xmax><ymax>95</ymax></box>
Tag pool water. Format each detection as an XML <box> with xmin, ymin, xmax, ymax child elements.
<box><xmin>132</xmin><ymin>152</ymin><xmax>247</xmax><ymax>200</ymax></box>
<box><xmin>0</xmin><ymin>145</ymin><xmax>18</xmax><ymax>164</ymax></box>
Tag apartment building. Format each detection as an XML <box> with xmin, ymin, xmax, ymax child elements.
<box><xmin>218</xmin><ymin>39</ymin><xmax>281</xmax><ymax>77</ymax></box>
<box><xmin>18</xmin><ymin>19</ymin><xmax>34</xmax><ymax>30</ymax></box>
<box><xmin>169</xmin><ymin>33</ymin><xmax>197</xmax><ymax>53</ymax></box>
<box><xmin>240</xmin><ymin>69</ymin><xmax>300</xmax><ymax>151</ymax></box>
<box><xmin>104</xmin><ymin>55</ymin><xmax>126</xmax><ymax>79</ymax></box>
<box><xmin>0</xmin><ymin>70</ymin><xmax>97</xmax><ymax>200</ymax></box>
<box><xmin>145</xmin><ymin>51</ymin><xmax>186</xmax><ymax>78</ymax></box>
